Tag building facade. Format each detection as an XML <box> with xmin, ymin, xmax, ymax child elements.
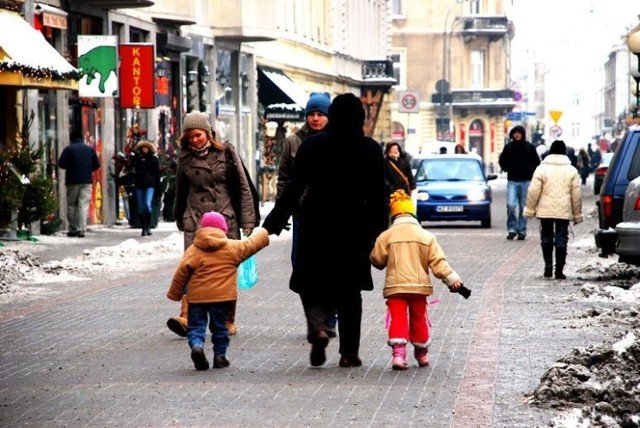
<box><xmin>3</xmin><ymin>0</ymin><xmax>395</xmax><ymax>231</ymax></box>
<box><xmin>390</xmin><ymin>0</ymin><xmax>514</xmax><ymax>171</ymax></box>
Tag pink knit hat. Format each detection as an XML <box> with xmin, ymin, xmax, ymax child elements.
<box><xmin>200</xmin><ymin>211</ymin><xmax>228</xmax><ymax>233</ymax></box>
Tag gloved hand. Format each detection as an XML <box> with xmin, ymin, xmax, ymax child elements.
<box><xmin>176</xmin><ymin>219</ymin><xmax>184</xmax><ymax>232</ymax></box>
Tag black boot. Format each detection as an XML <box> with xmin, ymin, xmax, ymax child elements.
<box><xmin>542</xmin><ymin>244</ymin><xmax>553</xmax><ymax>278</ymax></box>
<box><xmin>144</xmin><ymin>212</ymin><xmax>152</xmax><ymax>236</ymax></box>
<box><xmin>555</xmin><ymin>247</ymin><xmax>567</xmax><ymax>280</ymax></box>
<box><xmin>139</xmin><ymin>214</ymin><xmax>147</xmax><ymax>236</ymax></box>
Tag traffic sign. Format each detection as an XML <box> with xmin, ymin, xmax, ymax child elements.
<box><xmin>399</xmin><ymin>91</ymin><xmax>420</xmax><ymax>113</ymax></box>
<box><xmin>550</xmin><ymin>124</ymin><xmax>563</xmax><ymax>139</ymax></box>
<box><xmin>549</xmin><ymin>110</ymin><xmax>563</xmax><ymax>124</ymax></box>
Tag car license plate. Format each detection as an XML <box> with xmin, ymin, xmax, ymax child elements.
<box><xmin>436</xmin><ymin>205</ymin><xmax>463</xmax><ymax>213</ymax></box>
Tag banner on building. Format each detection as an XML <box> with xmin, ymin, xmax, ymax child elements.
<box><xmin>77</xmin><ymin>35</ymin><xmax>118</xmax><ymax>97</ymax></box>
<box><xmin>118</xmin><ymin>43</ymin><xmax>155</xmax><ymax>109</ymax></box>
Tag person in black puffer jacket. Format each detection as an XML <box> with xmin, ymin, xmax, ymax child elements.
<box><xmin>132</xmin><ymin>140</ymin><xmax>161</xmax><ymax>236</ymax></box>
<box><xmin>498</xmin><ymin>125</ymin><xmax>541</xmax><ymax>241</ymax></box>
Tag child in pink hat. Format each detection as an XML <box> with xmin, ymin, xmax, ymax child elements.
<box><xmin>167</xmin><ymin>211</ymin><xmax>269</xmax><ymax>370</ymax></box>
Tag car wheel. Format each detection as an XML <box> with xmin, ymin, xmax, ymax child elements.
<box><xmin>481</xmin><ymin>215</ymin><xmax>491</xmax><ymax>228</ymax></box>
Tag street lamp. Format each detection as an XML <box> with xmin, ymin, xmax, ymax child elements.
<box><xmin>628</xmin><ymin>29</ymin><xmax>640</xmax><ymax>118</ymax></box>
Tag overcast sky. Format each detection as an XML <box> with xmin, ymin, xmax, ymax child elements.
<box><xmin>511</xmin><ymin>0</ymin><xmax>639</xmax><ymax>74</ymax></box>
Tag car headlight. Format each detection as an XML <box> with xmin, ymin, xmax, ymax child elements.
<box><xmin>467</xmin><ymin>189</ymin><xmax>486</xmax><ymax>201</ymax></box>
<box><xmin>417</xmin><ymin>191</ymin><xmax>430</xmax><ymax>201</ymax></box>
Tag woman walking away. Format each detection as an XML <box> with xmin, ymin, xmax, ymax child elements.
<box><xmin>524</xmin><ymin>140</ymin><xmax>583</xmax><ymax>280</ymax></box>
<box><xmin>262</xmin><ymin>93</ymin><xmax>388</xmax><ymax>368</ymax></box>
<box><xmin>132</xmin><ymin>140</ymin><xmax>161</xmax><ymax>236</ymax></box>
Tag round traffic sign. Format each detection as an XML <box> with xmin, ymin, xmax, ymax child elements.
<box><xmin>550</xmin><ymin>125</ymin><xmax>562</xmax><ymax>138</ymax></box>
<box><xmin>401</xmin><ymin>93</ymin><xmax>417</xmax><ymax>110</ymax></box>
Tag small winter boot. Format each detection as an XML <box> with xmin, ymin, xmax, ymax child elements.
<box><xmin>391</xmin><ymin>344</ymin><xmax>408</xmax><ymax>370</ymax></box>
<box><xmin>226</xmin><ymin>300</ymin><xmax>237</xmax><ymax>336</ymax></box>
<box><xmin>213</xmin><ymin>355</ymin><xmax>230</xmax><ymax>369</ymax></box>
<box><xmin>555</xmin><ymin>247</ymin><xmax>567</xmax><ymax>280</ymax></box>
<box><xmin>542</xmin><ymin>244</ymin><xmax>553</xmax><ymax>278</ymax></box>
<box><xmin>414</xmin><ymin>347</ymin><xmax>430</xmax><ymax>367</ymax></box>
<box><xmin>166</xmin><ymin>296</ymin><xmax>188</xmax><ymax>337</ymax></box>
<box><xmin>190</xmin><ymin>346</ymin><xmax>209</xmax><ymax>371</ymax></box>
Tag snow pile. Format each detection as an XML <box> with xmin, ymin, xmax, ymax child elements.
<box><xmin>0</xmin><ymin>232</ymin><xmax>183</xmax><ymax>300</ymax></box>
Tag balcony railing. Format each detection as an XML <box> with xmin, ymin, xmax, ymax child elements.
<box><xmin>362</xmin><ymin>59</ymin><xmax>396</xmax><ymax>85</ymax></box>
<box><xmin>460</xmin><ymin>16</ymin><xmax>513</xmax><ymax>41</ymax></box>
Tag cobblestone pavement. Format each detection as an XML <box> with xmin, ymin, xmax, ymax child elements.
<box><xmin>0</xmin><ymin>181</ymin><xmax>614</xmax><ymax>427</ymax></box>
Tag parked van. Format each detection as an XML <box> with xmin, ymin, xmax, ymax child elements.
<box><xmin>594</xmin><ymin>125</ymin><xmax>640</xmax><ymax>256</ymax></box>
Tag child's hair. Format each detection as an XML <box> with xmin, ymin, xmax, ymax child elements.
<box><xmin>200</xmin><ymin>211</ymin><xmax>228</xmax><ymax>233</ymax></box>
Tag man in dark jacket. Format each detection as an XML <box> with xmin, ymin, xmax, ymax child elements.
<box><xmin>263</xmin><ymin>93</ymin><xmax>388</xmax><ymax>368</ymax></box>
<box><xmin>498</xmin><ymin>125</ymin><xmax>540</xmax><ymax>241</ymax></box>
<box><xmin>57</xmin><ymin>130</ymin><xmax>100</xmax><ymax>237</ymax></box>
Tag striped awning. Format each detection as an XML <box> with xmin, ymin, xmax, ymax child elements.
<box><xmin>0</xmin><ymin>9</ymin><xmax>80</xmax><ymax>90</ymax></box>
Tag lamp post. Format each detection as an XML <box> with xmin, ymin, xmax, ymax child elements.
<box><xmin>628</xmin><ymin>29</ymin><xmax>640</xmax><ymax>118</ymax></box>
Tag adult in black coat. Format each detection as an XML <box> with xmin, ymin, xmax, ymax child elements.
<box><xmin>131</xmin><ymin>140</ymin><xmax>160</xmax><ymax>236</ymax></box>
<box><xmin>383</xmin><ymin>142</ymin><xmax>415</xmax><ymax>196</ymax></box>
<box><xmin>263</xmin><ymin>93</ymin><xmax>389</xmax><ymax>368</ymax></box>
<box><xmin>57</xmin><ymin>129</ymin><xmax>100</xmax><ymax>237</ymax></box>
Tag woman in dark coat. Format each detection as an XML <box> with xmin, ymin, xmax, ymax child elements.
<box><xmin>166</xmin><ymin>110</ymin><xmax>259</xmax><ymax>338</ymax></box>
<box><xmin>383</xmin><ymin>142</ymin><xmax>415</xmax><ymax>196</ymax></box>
<box><xmin>263</xmin><ymin>93</ymin><xmax>389</xmax><ymax>368</ymax></box>
<box><xmin>132</xmin><ymin>140</ymin><xmax>160</xmax><ymax>237</ymax></box>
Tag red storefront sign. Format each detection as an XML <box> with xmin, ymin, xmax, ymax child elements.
<box><xmin>119</xmin><ymin>44</ymin><xmax>155</xmax><ymax>108</ymax></box>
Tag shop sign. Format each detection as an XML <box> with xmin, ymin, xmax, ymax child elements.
<box><xmin>119</xmin><ymin>43</ymin><xmax>155</xmax><ymax>109</ymax></box>
<box><xmin>78</xmin><ymin>35</ymin><xmax>118</xmax><ymax>98</ymax></box>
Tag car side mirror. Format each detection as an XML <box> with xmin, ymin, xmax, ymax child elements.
<box><xmin>486</xmin><ymin>174</ymin><xmax>498</xmax><ymax>181</ymax></box>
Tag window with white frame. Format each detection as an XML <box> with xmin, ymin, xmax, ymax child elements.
<box><xmin>391</xmin><ymin>0</ymin><xmax>403</xmax><ymax>17</ymax></box>
<box><xmin>572</xmin><ymin>92</ymin><xmax>580</xmax><ymax>107</ymax></box>
<box><xmin>470</xmin><ymin>50</ymin><xmax>484</xmax><ymax>88</ymax></box>
<box><xmin>390</xmin><ymin>51</ymin><xmax>404</xmax><ymax>88</ymax></box>
<box><xmin>469</xmin><ymin>0</ymin><xmax>481</xmax><ymax>15</ymax></box>
<box><xmin>571</xmin><ymin>122</ymin><xmax>581</xmax><ymax>138</ymax></box>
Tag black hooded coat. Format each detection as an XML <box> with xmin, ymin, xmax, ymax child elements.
<box><xmin>263</xmin><ymin>94</ymin><xmax>389</xmax><ymax>294</ymax></box>
<box><xmin>498</xmin><ymin>125</ymin><xmax>541</xmax><ymax>181</ymax></box>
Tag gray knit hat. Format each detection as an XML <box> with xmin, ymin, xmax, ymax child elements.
<box><xmin>182</xmin><ymin>111</ymin><xmax>211</xmax><ymax>132</ymax></box>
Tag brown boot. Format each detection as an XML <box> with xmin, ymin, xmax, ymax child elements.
<box><xmin>167</xmin><ymin>296</ymin><xmax>188</xmax><ymax>337</ymax></box>
<box><xmin>226</xmin><ymin>300</ymin><xmax>237</xmax><ymax>336</ymax></box>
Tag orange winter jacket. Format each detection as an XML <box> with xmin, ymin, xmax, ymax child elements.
<box><xmin>370</xmin><ymin>216</ymin><xmax>461</xmax><ymax>298</ymax></box>
<box><xmin>167</xmin><ymin>227</ymin><xmax>269</xmax><ymax>304</ymax></box>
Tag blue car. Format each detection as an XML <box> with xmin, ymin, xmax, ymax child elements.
<box><xmin>414</xmin><ymin>154</ymin><xmax>497</xmax><ymax>228</ymax></box>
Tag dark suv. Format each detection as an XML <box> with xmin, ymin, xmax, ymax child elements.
<box><xmin>594</xmin><ymin>125</ymin><xmax>640</xmax><ymax>256</ymax></box>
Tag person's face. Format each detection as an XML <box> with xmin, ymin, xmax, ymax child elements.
<box><xmin>512</xmin><ymin>131</ymin><xmax>523</xmax><ymax>141</ymax></box>
<box><xmin>141</xmin><ymin>146</ymin><xmax>149</xmax><ymax>154</ymax></box>
<box><xmin>388</xmin><ymin>145</ymin><xmax>400</xmax><ymax>157</ymax></box>
<box><xmin>306</xmin><ymin>111</ymin><xmax>328</xmax><ymax>131</ymax></box>
<box><xmin>186</xmin><ymin>128</ymin><xmax>209</xmax><ymax>149</ymax></box>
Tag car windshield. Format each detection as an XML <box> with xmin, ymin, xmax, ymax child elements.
<box><xmin>416</xmin><ymin>159</ymin><xmax>485</xmax><ymax>182</ymax></box>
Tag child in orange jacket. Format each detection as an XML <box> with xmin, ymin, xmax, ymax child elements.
<box><xmin>167</xmin><ymin>211</ymin><xmax>269</xmax><ymax>371</ymax></box>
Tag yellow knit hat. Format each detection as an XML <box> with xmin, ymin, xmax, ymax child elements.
<box><xmin>389</xmin><ymin>189</ymin><xmax>416</xmax><ymax>218</ymax></box>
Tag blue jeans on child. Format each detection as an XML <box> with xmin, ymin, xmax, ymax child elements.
<box><xmin>187</xmin><ymin>302</ymin><xmax>231</xmax><ymax>357</ymax></box>
<box><xmin>506</xmin><ymin>180</ymin><xmax>530</xmax><ymax>235</ymax></box>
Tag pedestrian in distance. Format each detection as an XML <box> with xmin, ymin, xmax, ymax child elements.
<box><xmin>131</xmin><ymin>139</ymin><xmax>160</xmax><ymax>236</ymax></box>
<box><xmin>524</xmin><ymin>140</ymin><xmax>583</xmax><ymax>280</ymax></box>
<box><xmin>57</xmin><ymin>129</ymin><xmax>101</xmax><ymax>238</ymax></box>
<box><xmin>167</xmin><ymin>110</ymin><xmax>260</xmax><ymax>339</ymax></box>
<box><xmin>276</xmin><ymin>92</ymin><xmax>338</xmax><ymax>338</ymax></box>
<box><xmin>454</xmin><ymin>143</ymin><xmax>467</xmax><ymax>154</ymax></box>
<box><xmin>498</xmin><ymin>125</ymin><xmax>541</xmax><ymax>241</ymax></box>
<box><xmin>370</xmin><ymin>190</ymin><xmax>463</xmax><ymax>370</ymax></box>
<box><xmin>383</xmin><ymin>142</ymin><xmax>415</xmax><ymax>197</ymax></box>
<box><xmin>576</xmin><ymin>147</ymin><xmax>591</xmax><ymax>186</ymax></box>
<box><xmin>262</xmin><ymin>92</ymin><xmax>389</xmax><ymax>368</ymax></box>
<box><xmin>166</xmin><ymin>211</ymin><xmax>270</xmax><ymax>370</ymax></box>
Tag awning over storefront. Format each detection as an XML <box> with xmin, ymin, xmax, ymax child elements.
<box><xmin>0</xmin><ymin>9</ymin><xmax>80</xmax><ymax>90</ymax></box>
<box><xmin>257</xmin><ymin>67</ymin><xmax>308</xmax><ymax>109</ymax></box>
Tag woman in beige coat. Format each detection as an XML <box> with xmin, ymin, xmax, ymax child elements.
<box><xmin>524</xmin><ymin>140</ymin><xmax>583</xmax><ymax>279</ymax></box>
<box><xmin>166</xmin><ymin>111</ymin><xmax>259</xmax><ymax>337</ymax></box>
